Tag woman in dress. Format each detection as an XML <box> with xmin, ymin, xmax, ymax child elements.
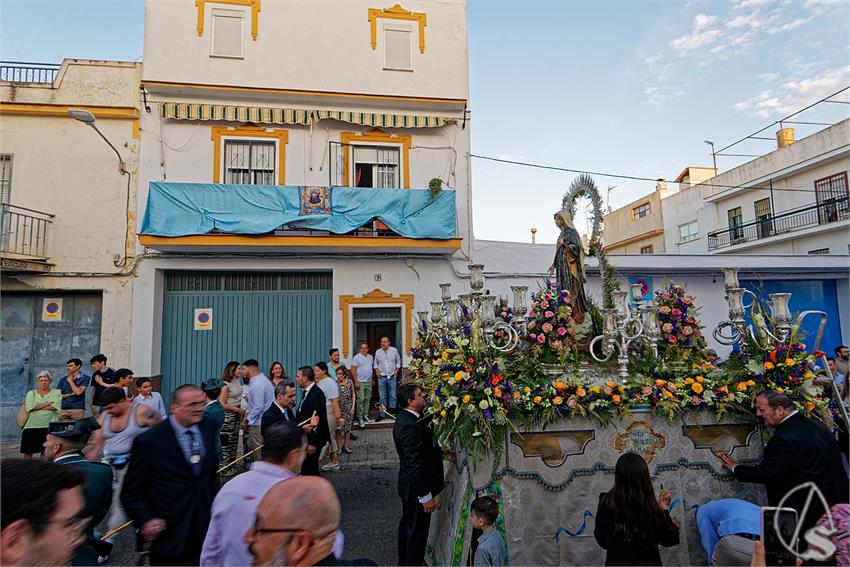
<box><xmin>335</xmin><ymin>365</ymin><xmax>356</xmax><ymax>454</ymax></box>
<box><xmin>20</xmin><ymin>371</ymin><xmax>61</xmax><ymax>457</ymax></box>
<box><xmin>217</xmin><ymin>360</ymin><xmax>244</xmax><ymax>471</ymax></box>
<box><xmin>133</xmin><ymin>376</ymin><xmax>166</xmax><ymax>418</ymax></box>
<box><xmin>594</xmin><ymin>452</ymin><xmax>679</xmax><ymax>566</ymax></box>
<box><xmin>268</xmin><ymin>361</ymin><xmax>287</xmax><ymax>387</ymax></box>
<box><xmin>548</xmin><ymin>209</ymin><xmax>590</xmax><ymax>323</ymax></box>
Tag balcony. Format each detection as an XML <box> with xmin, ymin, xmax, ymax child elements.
<box><xmin>707</xmin><ymin>197</ymin><xmax>849</xmax><ymax>251</ymax></box>
<box><xmin>0</xmin><ymin>62</ymin><xmax>59</xmax><ymax>84</ymax></box>
<box><xmin>1</xmin><ymin>204</ymin><xmax>54</xmax><ymax>272</ymax></box>
<box><xmin>139</xmin><ymin>182</ymin><xmax>461</xmax><ymax>254</ymax></box>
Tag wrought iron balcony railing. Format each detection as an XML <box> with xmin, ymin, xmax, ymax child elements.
<box><xmin>1</xmin><ymin>204</ymin><xmax>53</xmax><ymax>259</ymax></box>
<box><xmin>0</xmin><ymin>61</ymin><xmax>60</xmax><ymax>84</ymax></box>
<box><xmin>708</xmin><ymin>196</ymin><xmax>849</xmax><ymax>251</ymax></box>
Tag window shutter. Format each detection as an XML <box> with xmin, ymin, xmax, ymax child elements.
<box><xmin>212</xmin><ymin>12</ymin><xmax>243</xmax><ymax>57</ymax></box>
<box><xmin>384</xmin><ymin>29</ymin><xmax>412</xmax><ymax>69</ymax></box>
<box><xmin>0</xmin><ymin>156</ymin><xmax>11</xmax><ymax>204</ymax></box>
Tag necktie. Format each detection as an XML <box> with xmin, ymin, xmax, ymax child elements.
<box><xmin>185</xmin><ymin>429</ymin><xmax>201</xmax><ymax>475</ymax></box>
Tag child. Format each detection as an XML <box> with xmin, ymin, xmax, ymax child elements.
<box><xmin>471</xmin><ymin>496</ymin><xmax>508</xmax><ymax>566</ymax></box>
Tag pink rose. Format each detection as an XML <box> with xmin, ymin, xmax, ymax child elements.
<box><xmin>552</xmin><ymin>339</ymin><xmax>563</xmax><ymax>350</ymax></box>
<box><xmin>567</xmin><ymin>397</ymin><xmax>577</xmax><ymax>408</ymax></box>
<box><xmin>565</xmin><ymin>306</ymin><xmax>573</xmax><ymax>315</ymax></box>
<box><xmin>662</xmin><ymin>323</ymin><xmax>673</xmax><ymax>333</ymax></box>
<box><xmin>542</xmin><ymin>322</ymin><xmax>553</xmax><ymax>333</ymax></box>
<box><xmin>540</xmin><ymin>301</ymin><xmax>549</xmax><ymax>309</ymax></box>
<box><xmin>603</xmin><ymin>386</ymin><xmax>613</xmax><ymax>395</ymax></box>
<box><xmin>642</xmin><ymin>386</ymin><xmax>652</xmax><ymax>395</ymax></box>
<box><xmin>545</xmin><ymin>311</ymin><xmax>554</xmax><ymax>318</ymax></box>
<box><xmin>662</xmin><ymin>293</ymin><xmax>671</xmax><ymax>300</ymax></box>
<box><xmin>660</xmin><ymin>306</ymin><xmax>671</xmax><ymax>314</ymax></box>
<box><xmin>686</xmin><ymin>316</ymin><xmax>695</xmax><ymax>324</ymax></box>
<box><xmin>556</xmin><ymin>326</ymin><xmax>567</xmax><ymax>336</ymax></box>
<box><xmin>537</xmin><ymin>334</ymin><xmax>545</xmax><ymax>344</ymax></box>
<box><xmin>528</xmin><ymin>321</ymin><xmax>536</xmax><ymax>329</ymax></box>
<box><xmin>683</xmin><ymin>297</ymin><xmax>693</xmax><ymax>304</ymax></box>
<box><xmin>682</xmin><ymin>326</ymin><xmax>693</xmax><ymax>335</ymax></box>
<box><xmin>667</xmin><ymin>336</ymin><xmax>677</xmax><ymax>344</ymax></box>
<box><xmin>672</xmin><ymin>308</ymin><xmax>682</xmax><ymax>317</ymax></box>
<box><xmin>529</xmin><ymin>333</ymin><xmax>536</xmax><ymax>341</ymax></box>
<box><xmin>691</xmin><ymin>395</ymin><xmax>701</xmax><ymax>406</ymax></box>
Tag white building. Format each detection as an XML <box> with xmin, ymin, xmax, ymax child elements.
<box><xmin>0</xmin><ymin>59</ymin><xmax>141</xmax><ymax>435</ymax></box>
<box><xmin>132</xmin><ymin>0</ymin><xmax>476</xmax><ymax>393</ymax></box>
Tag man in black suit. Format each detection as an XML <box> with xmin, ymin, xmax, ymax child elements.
<box><xmin>295</xmin><ymin>366</ymin><xmax>329</xmax><ymax>476</ymax></box>
<box><xmin>719</xmin><ymin>389</ymin><xmax>849</xmax><ymax>532</ymax></box>
<box><xmin>261</xmin><ymin>381</ymin><xmax>297</xmax><ymax>436</ymax></box>
<box><xmin>393</xmin><ymin>383</ymin><xmax>444</xmax><ymax>566</ymax></box>
<box><xmin>121</xmin><ymin>384</ymin><xmax>219</xmax><ymax>566</ymax></box>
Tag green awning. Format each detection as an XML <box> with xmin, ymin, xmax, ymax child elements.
<box><xmin>160</xmin><ymin>102</ymin><xmax>456</xmax><ymax>128</ymax></box>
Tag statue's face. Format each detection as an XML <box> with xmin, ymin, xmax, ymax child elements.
<box><xmin>554</xmin><ymin>215</ymin><xmax>564</xmax><ymax>229</ymax></box>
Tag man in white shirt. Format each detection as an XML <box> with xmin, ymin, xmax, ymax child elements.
<box><xmin>241</xmin><ymin>359</ymin><xmax>274</xmax><ymax>463</ymax></box>
<box><xmin>351</xmin><ymin>342</ymin><xmax>375</xmax><ymax>428</ymax></box>
<box><xmin>314</xmin><ymin>362</ymin><xmax>342</xmax><ymax>472</ymax></box>
<box><xmin>373</xmin><ymin>336</ymin><xmax>401</xmax><ymax>421</ymax></box>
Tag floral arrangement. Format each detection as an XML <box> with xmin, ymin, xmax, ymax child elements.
<box><xmin>655</xmin><ymin>283</ymin><xmax>707</xmax><ymax>364</ymax></box>
<box><xmin>525</xmin><ymin>281</ymin><xmax>578</xmax><ymax>365</ymax></box>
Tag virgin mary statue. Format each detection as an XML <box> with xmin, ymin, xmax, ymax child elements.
<box><xmin>547</xmin><ymin>208</ymin><xmax>590</xmax><ymax>323</ymax></box>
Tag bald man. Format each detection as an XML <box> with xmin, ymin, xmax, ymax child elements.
<box><xmin>245</xmin><ymin>477</ymin><xmax>375</xmax><ymax>566</ymax></box>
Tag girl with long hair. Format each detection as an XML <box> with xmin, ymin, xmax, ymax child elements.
<box><xmin>594</xmin><ymin>452</ymin><xmax>680</xmax><ymax>565</ymax></box>
<box><xmin>268</xmin><ymin>361</ymin><xmax>287</xmax><ymax>387</ymax></box>
<box><xmin>217</xmin><ymin>360</ymin><xmax>244</xmax><ymax>471</ymax></box>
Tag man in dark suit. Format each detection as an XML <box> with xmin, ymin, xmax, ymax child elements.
<box><xmin>295</xmin><ymin>366</ymin><xmax>329</xmax><ymax>476</ymax></box>
<box><xmin>121</xmin><ymin>384</ymin><xmax>219</xmax><ymax>566</ymax></box>
<box><xmin>43</xmin><ymin>418</ymin><xmax>113</xmax><ymax>566</ymax></box>
<box><xmin>393</xmin><ymin>383</ymin><xmax>444</xmax><ymax>566</ymax></box>
<box><xmin>261</xmin><ymin>381</ymin><xmax>297</xmax><ymax>436</ymax></box>
<box><xmin>719</xmin><ymin>389</ymin><xmax>849</xmax><ymax>532</ymax></box>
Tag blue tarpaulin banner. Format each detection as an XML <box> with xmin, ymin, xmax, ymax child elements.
<box><xmin>140</xmin><ymin>182</ymin><xmax>457</xmax><ymax>239</ymax></box>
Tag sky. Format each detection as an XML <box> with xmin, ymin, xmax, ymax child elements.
<box><xmin>1</xmin><ymin>0</ymin><xmax>848</xmax><ymax>243</ymax></box>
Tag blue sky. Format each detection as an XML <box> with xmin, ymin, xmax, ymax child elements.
<box><xmin>1</xmin><ymin>0</ymin><xmax>848</xmax><ymax>243</ymax></box>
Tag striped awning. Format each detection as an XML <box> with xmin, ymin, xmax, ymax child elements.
<box><xmin>160</xmin><ymin>102</ymin><xmax>456</xmax><ymax>128</ymax></box>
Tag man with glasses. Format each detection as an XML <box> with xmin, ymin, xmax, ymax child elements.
<box><xmin>43</xmin><ymin>417</ymin><xmax>114</xmax><ymax>566</ymax></box>
<box><xmin>245</xmin><ymin>476</ymin><xmax>375</xmax><ymax>566</ymax></box>
<box><xmin>121</xmin><ymin>384</ymin><xmax>219</xmax><ymax>566</ymax></box>
<box><xmin>0</xmin><ymin>458</ymin><xmax>86</xmax><ymax>566</ymax></box>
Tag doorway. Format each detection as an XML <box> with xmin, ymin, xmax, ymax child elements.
<box><xmin>353</xmin><ymin>307</ymin><xmax>401</xmax><ymax>418</ymax></box>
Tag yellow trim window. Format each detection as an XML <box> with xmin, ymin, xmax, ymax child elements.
<box><xmin>210</xmin><ymin>8</ymin><xmax>245</xmax><ymax>58</ymax></box>
<box><xmin>211</xmin><ymin>126</ymin><xmax>288</xmax><ymax>184</ymax></box>
<box><xmin>196</xmin><ymin>0</ymin><xmax>260</xmax><ymax>41</ymax></box>
<box><xmin>340</xmin><ymin>130</ymin><xmax>411</xmax><ymax>188</ymax></box>
<box><xmin>368</xmin><ymin>5</ymin><xmax>426</xmax><ymax>54</ymax></box>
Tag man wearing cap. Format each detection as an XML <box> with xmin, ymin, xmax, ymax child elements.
<box><xmin>202</xmin><ymin>380</ymin><xmax>226</xmax><ymax>465</ymax></box>
<box><xmin>43</xmin><ymin>418</ymin><xmax>113</xmax><ymax>566</ymax></box>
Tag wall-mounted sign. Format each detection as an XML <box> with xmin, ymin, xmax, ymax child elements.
<box><xmin>629</xmin><ymin>276</ymin><xmax>653</xmax><ymax>304</ymax></box>
<box><xmin>613</xmin><ymin>420</ymin><xmax>666</xmax><ymax>463</ymax></box>
<box><xmin>194</xmin><ymin>308</ymin><xmax>213</xmax><ymax>331</ymax></box>
<box><xmin>41</xmin><ymin>298</ymin><xmax>63</xmax><ymax>321</ymax></box>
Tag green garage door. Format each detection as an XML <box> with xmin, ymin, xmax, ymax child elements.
<box><xmin>161</xmin><ymin>272</ymin><xmax>332</xmax><ymax>397</ymax></box>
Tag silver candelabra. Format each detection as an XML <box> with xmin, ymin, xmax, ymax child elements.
<box><xmin>589</xmin><ymin>283</ymin><xmax>660</xmax><ymax>381</ymax></box>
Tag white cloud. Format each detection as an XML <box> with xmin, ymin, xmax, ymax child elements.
<box><xmin>733</xmin><ymin>64</ymin><xmax>850</xmax><ymax>117</ymax></box>
<box><xmin>757</xmin><ymin>72</ymin><xmax>780</xmax><ymax>82</ymax></box>
<box><xmin>669</xmin><ymin>14</ymin><xmax>724</xmax><ymax>54</ymax></box>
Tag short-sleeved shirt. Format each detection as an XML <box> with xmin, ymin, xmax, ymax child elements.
<box><xmin>316</xmin><ymin>377</ymin><xmax>339</xmax><ymax>407</ymax></box>
<box><xmin>374</xmin><ymin>346</ymin><xmax>401</xmax><ymax>376</ymax></box>
<box><xmin>58</xmin><ymin>374</ymin><xmax>91</xmax><ymax>409</ymax></box>
<box><xmin>351</xmin><ymin>353</ymin><xmax>374</xmax><ymax>382</ymax></box>
<box><xmin>23</xmin><ymin>389</ymin><xmax>62</xmax><ymax>429</ymax></box>
<box><xmin>91</xmin><ymin>368</ymin><xmax>116</xmax><ymax>405</ymax></box>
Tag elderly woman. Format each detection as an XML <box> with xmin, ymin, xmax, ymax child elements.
<box><xmin>335</xmin><ymin>365</ymin><xmax>356</xmax><ymax>454</ymax></box>
<box><xmin>20</xmin><ymin>371</ymin><xmax>62</xmax><ymax>457</ymax></box>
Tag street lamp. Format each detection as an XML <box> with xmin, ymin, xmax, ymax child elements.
<box><xmin>69</xmin><ymin>109</ymin><xmax>128</xmax><ymax>174</ymax></box>
<box><xmin>704</xmin><ymin>140</ymin><xmax>717</xmax><ymax>173</ymax></box>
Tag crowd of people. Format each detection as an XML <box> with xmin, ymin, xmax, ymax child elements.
<box><xmin>3</xmin><ymin>342</ymin><xmax>849</xmax><ymax>567</ymax></box>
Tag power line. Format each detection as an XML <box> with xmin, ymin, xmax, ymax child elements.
<box><xmin>468</xmin><ymin>154</ymin><xmax>832</xmax><ymax>194</ymax></box>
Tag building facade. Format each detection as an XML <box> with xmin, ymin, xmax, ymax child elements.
<box><xmin>602</xmin><ymin>179</ymin><xmax>681</xmax><ymax>255</ymax></box>
<box><xmin>0</xmin><ymin>59</ymin><xmax>141</xmax><ymax>435</ymax></box>
<box><xmin>133</xmin><ymin>0</ymin><xmax>474</xmax><ymax>394</ymax></box>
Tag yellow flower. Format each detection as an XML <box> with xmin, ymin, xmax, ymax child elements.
<box><xmin>804</xmin><ymin>401</ymin><xmax>815</xmax><ymax>412</ymax></box>
<box><xmin>804</xmin><ymin>371</ymin><xmax>814</xmax><ymax>379</ymax></box>
<box><xmin>440</xmin><ymin>409</ymin><xmax>447</xmax><ymax>417</ymax></box>
<box><xmin>776</xmin><ymin>387</ymin><xmax>784</xmax><ymax>393</ymax></box>
<box><xmin>737</xmin><ymin>382</ymin><xmax>748</xmax><ymax>392</ymax></box>
<box><xmin>553</xmin><ymin>396</ymin><xmax>563</xmax><ymax>405</ymax></box>
<box><xmin>576</xmin><ymin>387</ymin><xmax>586</xmax><ymax>397</ymax></box>
<box><xmin>746</xmin><ymin>380</ymin><xmax>755</xmax><ymax>386</ymax></box>
<box><xmin>618</xmin><ymin>385</ymin><xmax>625</xmax><ymax>392</ymax></box>
<box><xmin>695</xmin><ymin>376</ymin><xmax>705</xmax><ymax>383</ymax></box>
<box><xmin>454</xmin><ymin>371</ymin><xmax>465</xmax><ymax>382</ymax></box>
<box><xmin>441</xmin><ymin>373</ymin><xmax>450</xmax><ymax>382</ymax></box>
<box><xmin>684</xmin><ymin>378</ymin><xmax>695</xmax><ymax>385</ymax></box>
<box><xmin>533</xmin><ymin>395</ymin><xmax>542</xmax><ymax>404</ymax></box>
<box><xmin>655</xmin><ymin>379</ymin><xmax>666</xmax><ymax>387</ymax></box>
<box><xmin>691</xmin><ymin>383</ymin><xmax>704</xmax><ymax>394</ymax></box>
<box><xmin>553</xmin><ymin>381</ymin><xmax>566</xmax><ymax>391</ymax></box>
<box><xmin>785</xmin><ymin>358</ymin><xmax>795</xmax><ymax>367</ymax></box>
<box><xmin>462</xmin><ymin>395</ymin><xmax>471</xmax><ymax>404</ymax></box>
<box><xmin>612</xmin><ymin>394</ymin><xmax>621</xmax><ymax>404</ymax></box>
<box><xmin>493</xmin><ymin>387</ymin><xmax>502</xmax><ymax>398</ymax></box>
<box><xmin>606</xmin><ymin>381</ymin><xmax>616</xmax><ymax>389</ymax></box>
<box><xmin>764</xmin><ymin>361</ymin><xmax>774</xmax><ymax>370</ymax></box>
<box><xmin>441</xmin><ymin>351</ymin><xmax>449</xmax><ymax>361</ymax></box>
<box><xmin>523</xmin><ymin>386</ymin><xmax>531</xmax><ymax>394</ymax></box>
<box><xmin>590</xmin><ymin>386</ymin><xmax>601</xmax><ymax>394</ymax></box>
<box><xmin>663</xmin><ymin>390</ymin><xmax>674</xmax><ymax>398</ymax></box>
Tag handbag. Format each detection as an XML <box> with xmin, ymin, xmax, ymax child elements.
<box><xmin>15</xmin><ymin>391</ymin><xmax>32</xmax><ymax>428</ymax></box>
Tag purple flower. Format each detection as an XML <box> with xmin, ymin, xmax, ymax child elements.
<box><xmin>483</xmin><ymin>409</ymin><xmax>493</xmax><ymax>420</ymax></box>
